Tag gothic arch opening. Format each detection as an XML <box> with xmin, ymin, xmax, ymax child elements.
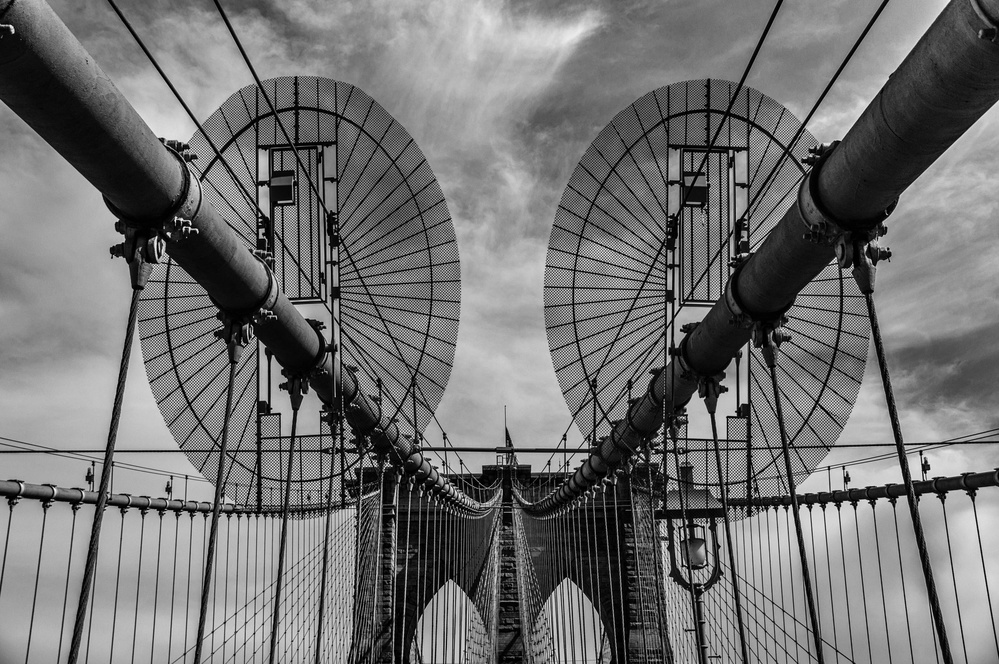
<box><xmin>411</xmin><ymin>579</ymin><xmax>489</xmax><ymax>663</ymax></box>
<box><xmin>537</xmin><ymin>578</ymin><xmax>612</xmax><ymax>663</ymax></box>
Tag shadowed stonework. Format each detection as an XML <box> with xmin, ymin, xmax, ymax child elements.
<box><xmin>350</xmin><ymin>465</ymin><xmax>671</xmax><ymax>663</ymax></box>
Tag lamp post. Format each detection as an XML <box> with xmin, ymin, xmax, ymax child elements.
<box><xmin>662</xmin><ymin>463</ymin><xmax>726</xmax><ymax>664</ymax></box>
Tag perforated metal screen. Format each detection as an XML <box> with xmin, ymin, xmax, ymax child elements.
<box><xmin>545</xmin><ymin>80</ymin><xmax>868</xmax><ymax>497</ymax></box>
<box><xmin>137</xmin><ymin>77</ymin><xmax>459</xmax><ymax>508</ymax></box>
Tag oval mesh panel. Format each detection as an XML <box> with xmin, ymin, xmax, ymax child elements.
<box><xmin>137</xmin><ymin>77</ymin><xmax>459</xmax><ymax>507</ymax></box>
<box><xmin>545</xmin><ymin>79</ymin><xmax>868</xmax><ymax>496</ymax></box>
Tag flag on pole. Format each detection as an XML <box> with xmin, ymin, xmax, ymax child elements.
<box><xmin>505</xmin><ymin>427</ymin><xmax>513</xmax><ymax>448</ymax></box>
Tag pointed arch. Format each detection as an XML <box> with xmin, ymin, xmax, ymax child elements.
<box><xmin>410</xmin><ymin>579</ymin><xmax>490</xmax><ymax>663</ymax></box>
<box><xmin>535</xmin><ymin>577</ymin><xmax>612</xmax><ymax>663</ymax></box>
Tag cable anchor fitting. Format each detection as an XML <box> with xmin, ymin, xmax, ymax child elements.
<box><xmin>667</xmin><ymin>409</ymin><xmax>688</xmax><ymax>444</ymax></box>
<box><xmin>798</xmin><ymin>140</ymin><xmax>896</xmax><ymax>247</ymax></box>
<box><xmin>162</xmin><ymin>216</ymin><xmax>199</xmax><ymax>241</ymax></box>
<box><xmin>697</xmin><ymin>373</ymin><xmax>728</xmax><ymax>415</ymax></box>
<box><xmin>279</xmin><ymin>370</ymin><xmax>310</xmax><ymax>412</ymax></box>
<box><xmin>159</xmin><ymin>138</ymin><xmax>198</xmax><ymax>163</ymax></box>
<box><xmin>752</xmin><ymin>315</ymin><xmax>792</xmax><ymax>369</ymax></box>
<box><xmin>214</xmin><ymin>311</ymin><xmax>252</xmax><ymax>364</ymax></box>
<box><xmin>110</xmin><ymin>221</ymin><xmax>165</xmax><ymax>290</ymax></box>
<box><xmin>835</xmin><ymin>225</ymin><xmax>891</xmax><ymax>295</ymax></box>
<box><xmin>971</xmin><ymin>0</ymin><xmax>999</xmax><ymax>41</ymax></box>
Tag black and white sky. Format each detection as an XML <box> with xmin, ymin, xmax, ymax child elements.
<box><xmin>1</xmin><ymin>0</ymin><xmax>997</xmax><ymax>494</ymax></box>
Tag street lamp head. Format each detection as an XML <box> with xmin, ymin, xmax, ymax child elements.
<box><xmin>681</xmin><ymin>523</ymin><xmax>708</xmax><ymax>570</ymax></box>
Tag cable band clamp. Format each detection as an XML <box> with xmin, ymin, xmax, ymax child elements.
<box><xmin>723</xmin><ymin>260</ymin><xmax>797</xmax><ymax>330</ymax></box>
<box><xmin>971</xmin><ymin>0</ymin><xmax>999</xmax><ymax>41</ymax></box>
<box><xmin>697</xmin><ymin>373</ymin><xmax>728</xmax><ymax>415</ymax></box>
<box><xmin>106</xmin><ymin>149</ymin><xmax>203</xmax><ymax>289</ymax></box>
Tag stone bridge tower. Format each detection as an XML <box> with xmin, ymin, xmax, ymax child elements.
<box><xmin>349</xmin><ymin>463</ymin><xmax>672</xmax><ymax>663</ymax></box>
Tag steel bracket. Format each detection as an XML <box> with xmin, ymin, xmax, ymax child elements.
<box><xmin>798</xmin><ymin>140</ymin><xmax>896</xmax><ymax>246</ymax></box>
<box><xmin>697</xmin><ymin>372</ymin><xmax>728</xmax><ymax>415</ymax></box>
<box><xmin>723</xmin><ymin>259</ymin><xmax>797</xmax><ymax>329</ymax></box>
<box><xmin>971</xmin><ymin>0</ymin><xmax>999</xmax><ymax>41</ymax></box>
<box><xmin>214</xmin><ymin>310</ymin><xmax>253</xmax><ymax>364</ymax></box>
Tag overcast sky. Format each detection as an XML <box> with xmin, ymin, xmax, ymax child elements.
<box><xmin>1</xmin><ymin>0</ymin><xmax>997</xmax><ymax>496</ymax></box>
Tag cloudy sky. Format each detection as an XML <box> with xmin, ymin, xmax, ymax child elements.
<box><xmin>1</xmin><ymin>0</ymin><xmax>997</xmax><ymax>498</ymax></box>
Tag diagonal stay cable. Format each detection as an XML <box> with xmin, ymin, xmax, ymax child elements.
<box><xmin>572</xmin><ymin>0</ymin><xmax>786</xmax><ymax>430</ymax></box>
<box><xmin>213</xmin><ymin>0</ymin><xmax>453</xmax><ymax>439</ymax></box>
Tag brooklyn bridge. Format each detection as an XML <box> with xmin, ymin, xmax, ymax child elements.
<box><xmin>0</xmin><ymin>0</ymin><xmax>997</xmax><ymax>662</ymax></box>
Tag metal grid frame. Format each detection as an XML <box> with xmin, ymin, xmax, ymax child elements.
<box><xmin>544</xmin><ymin>79</ymin><xmax>869</xmax><ymax>498</ymax></box>
<box><xmin>137</xmin><ymin>77</ymin><xmax>460</xmax><ymax>508</ymax></box>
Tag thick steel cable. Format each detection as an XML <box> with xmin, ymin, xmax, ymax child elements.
<box><xmin>582</xmin><ymin>0</ymin><xmax>786</xmax><ymax>403</ymax></box>
<box><xmin>708</xmin><ymin>411</ymin><xmax>751</xmax><ymax>663</ymax></box>
<box><xmin>268</xmin><ymin>403</ymin><xmax>301</xmax><ymax>664</ymax></box>
<box><xmin>190</xmin><ymin>516</ymin><xmax>341</xmax><ymax>663</ymax></box>
<box><xmin>864</xmin><ymin>292</ymin><xmax>953</xmax><ymax>664</ymax></box>
<box><xmin>103</xmin><ymin>0</ymin><xmax>319</xmax><ymax>313</ymax></box>
<box><xmin>193</xmin><ymin>355</ymin><xmax>239</xmax><ymax>664</ymax></box>
<box><xmin>766</xmin><ymin>356</ymin><xmax>825</xmax><ymax>664</ymax></box>
<box><xmin>67</xmin><ymin>287</ymin><xmax>140</xmax><ymax>664</ymax></box>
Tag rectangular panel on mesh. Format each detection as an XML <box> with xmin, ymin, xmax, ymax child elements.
<box><xmin>679</xmin><ymin>148</ymin><xmax>732</xmax><ymax>304</ymax></box>
<box><xmin>269</xmin><ymin>146</ymin><xmax>325</xmax><ymax>303</ymax></box>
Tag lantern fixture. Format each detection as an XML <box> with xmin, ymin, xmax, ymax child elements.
<box><xmin>680</xmin><ymin>523</ymin><xmax>708</xmax><ymax>570</ymax></box>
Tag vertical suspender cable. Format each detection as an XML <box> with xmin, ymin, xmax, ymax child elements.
<box><xmin>864</xmin><ymin>292</ymin><xmax>953</xmax><ymax>664</ymax></box>
<box><xmin>57</xmin><ymin>502</ymin><xmax>81</xmax><ymax>662</ymax></box>
<box><xmin>150</xmin><ymin>507</ymin><xmax>165</xmax><ymax>662</ymax></box>
<box><xmin>68</xmin><ymin>288</ymin><xmax>141</xmax><ymax>664</ymax></box>
<box><xmin>889</xmin><ymin>498</ymin><xmax>917</xmax><ymax>663</ymax></box>
<box><xmin>24</xmin><ymin>497</ymin><xmax>51</xmax><ymax>663</ymax></box>
<box><xmin>707</xmin><ymin>410</ymin><xmax>751</xmax><ymax>663</ymax></box>
<box><xmin>870</xmin><ymin>500</ymin><xmax>895</xmax><ymax>664</ymax></box>
<box><xmin>314</xmin><ymin>430</ymin><xmax>335</xmax><ymax>664</ymax></box>
<box><xmin>130</xmin><ymin>507</ymin><xmax>148</xmax><ymax>662</ymax></box>
<box><xmin>269</xmin><ymin>386</ymin><xmax>304</xmax><ymax>664</ymax></box>
<box><xmin>765</xmin><ymin>346</ymin><xmax>825</xmax><ymax>664</ymax></box>
<box><xmin>852</xmin><ymin>501</ymin><xmax>873</xmax><ymax>663</ymax></box>
<box><xmin>194</xmin><ymin>345</ymin><xmax>241</xmax><ymax>664</ymax></box>
<box><xmin>968</xmin><ymin>489</ymin><xmax>999</xmax><ymax>659</ymax></box>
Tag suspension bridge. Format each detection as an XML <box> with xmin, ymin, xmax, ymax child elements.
<box><xmin>0</xmin><ymin>0</ymin><xmax>998</xmax><ymax>662</ymax></box>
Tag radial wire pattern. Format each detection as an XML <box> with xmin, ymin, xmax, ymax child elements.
<box><xmin>545</xmin><ymin>79</ymin><xmax>868</xmax><ymax>497</ymax></box>
<box><xmin>137</xmin><ymin>77</ymin><xmax>460</xmax><ymax>507</ymax></box>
